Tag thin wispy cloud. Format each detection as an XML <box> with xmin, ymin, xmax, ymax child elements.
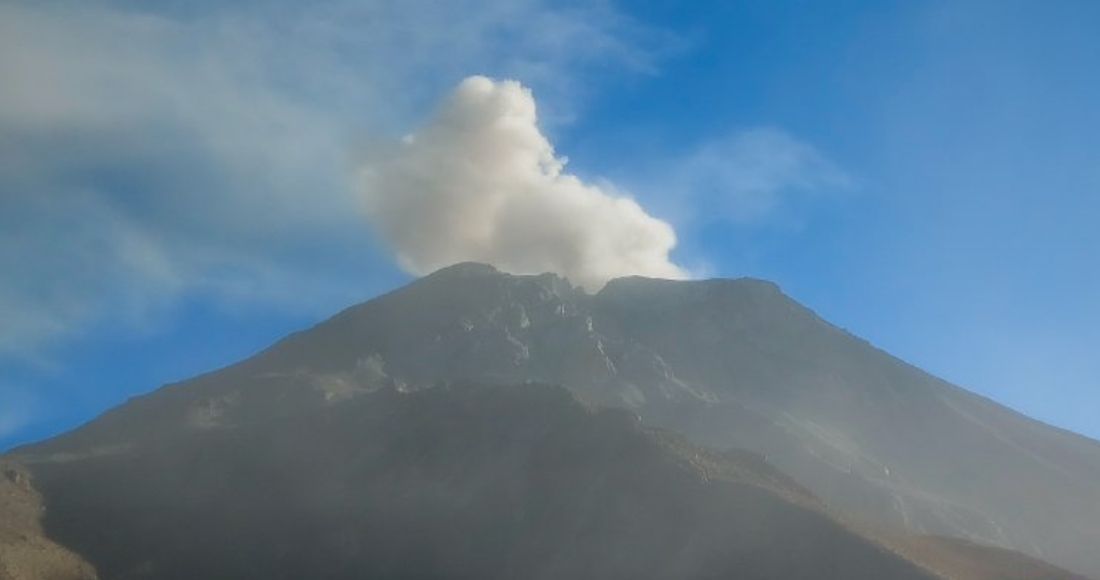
<box><xmin>662</xmin><ymin>128</ymin><xmax>854</xmax><ymax>226</ymax></box>
<box><xmin>0</xmin><ymin>0</ymin><xmax>665</xmax><ymax>363</ymax></box>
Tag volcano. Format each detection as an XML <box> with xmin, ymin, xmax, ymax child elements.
<box><xmin>3</xmin><ymin>263</ymin><xmax>1096</xmax><ymax>579</ymax></box>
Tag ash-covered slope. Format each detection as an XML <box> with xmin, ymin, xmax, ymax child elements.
<box><xmin>9</xmin><ymin>263</ymin><xmax>1100</xmax><ymax>577</ymax></box>
<box><xmin>12</xmin><ymin>382</ymin><xmax>943</xmax><ymax>580</ymax></box>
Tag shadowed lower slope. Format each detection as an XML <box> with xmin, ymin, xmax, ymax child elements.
<box><xmin>13</xmin><ymin>382</ymin><xmax>942</xmax><ymax>580</ymax></box>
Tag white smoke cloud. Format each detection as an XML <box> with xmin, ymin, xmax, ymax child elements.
<box><xmin>358</xmin><ymin>76</ymin><xmax>686</xmax><ymax>291</ymax></box>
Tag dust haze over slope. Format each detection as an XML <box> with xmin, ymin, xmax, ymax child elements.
<box><xmin>10</xmin><ymin>382</ymin><xmax>944</xmax><ymax>580</ymax></box>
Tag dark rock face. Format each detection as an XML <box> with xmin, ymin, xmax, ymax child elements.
<box><xmin>18</xmin><ymin>383</ymin><xmax>938</xmax><ymax>580</ymax></box>
<box><xmin>7</xmin><ymin>263</ymin><xmax>1100</xmax><ymax>578</ymax></box>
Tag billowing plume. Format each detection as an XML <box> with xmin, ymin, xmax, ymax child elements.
<box><xmin>358</xmin><ymin>76</ymin><xmax>686</xmax><ymax>291</ymax></box>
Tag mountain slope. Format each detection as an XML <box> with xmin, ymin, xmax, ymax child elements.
<box><xmin>0</xmin><ymin>463</ymin><xmax>96</xmax><ymax>580</ymax></box>
<box><xmin>7</xmin><ymin>263</ymin><xmax>1099</xmax><ymax>577</ymax></box>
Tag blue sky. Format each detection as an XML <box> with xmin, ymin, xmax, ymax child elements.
<box><xmin>2</xmin><ymin>0</ymin><xmax>1098</xmax><ymax>450</ymax></box>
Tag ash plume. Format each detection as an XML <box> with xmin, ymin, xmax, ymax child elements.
<box><xmin>357</xmin><ymin>76</ymin><xmax>686</xmax><ymax>291</ymax></box>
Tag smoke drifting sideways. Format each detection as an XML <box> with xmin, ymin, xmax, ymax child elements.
<box><xmin>357</xmin><ymin>76</ymin><xmax>687</xmax><ymax>291</ymax></box>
